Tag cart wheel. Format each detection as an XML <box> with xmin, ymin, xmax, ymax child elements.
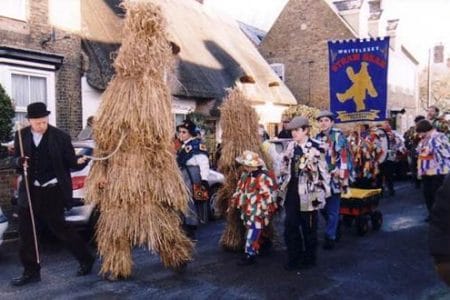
<box><xmin>371</xmin><ymin>211</ymin><xmax>383</xmax><ymax>231</ymax></box>
<box><xmin>356</xmin><ymin>215</ymin><xmax>369</xmax><ymax>236</ymax></box>
<box><xmin>342</xmin><ymin>215</ymin><xmax>354</xmax><ymax>227</ymax></box>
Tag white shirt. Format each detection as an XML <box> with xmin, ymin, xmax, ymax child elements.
<box><xmin>182</xmin><ymin>137</ymin><xmax>210</xmax><ymax>181</ymax></box>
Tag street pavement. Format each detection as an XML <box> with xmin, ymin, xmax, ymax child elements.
<box><xmin>0</xmin><ymin>180</ymin><xmax>449</xmax><ymax>299</ymax></box>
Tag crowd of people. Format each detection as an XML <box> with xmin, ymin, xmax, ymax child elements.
<box><xmin>9</xmin><ymin>102</ymin><xmax>450</xmax><ymax>286</ymax></box>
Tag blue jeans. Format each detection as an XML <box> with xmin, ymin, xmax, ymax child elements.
<box><xmin>321</xmin><ymin>193</ymin><xmax>340</xmax><ymax>240</ymax></box>
<box><xmin>245</xmin><ymin>223</ymin><xmax>262</xmax><ymax>256</ymax></box>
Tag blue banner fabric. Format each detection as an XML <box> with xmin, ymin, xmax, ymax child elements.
<box><xmin>328</xmin><ymin>37</ymin><xmax>390</xmax><ymax>123</ymax></box>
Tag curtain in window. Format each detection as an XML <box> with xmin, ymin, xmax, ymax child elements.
<box><xmin>30</xmin><ymin>77</ymin><xmax>47</xmax><ymax>103</ymax></box>
<box><xmin>11</xmin><ymin>74</ymin><xmax>28</xmax><ymax>107</ymax></box>
<box><xmin>11</xmin><ymin>74</ymin><xmax>47</xmax><ymax>123</ymax></box>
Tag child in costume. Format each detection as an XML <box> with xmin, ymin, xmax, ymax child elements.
<box><xmin>231</xmin><ymin>150</ymin><xmax>278</xmax><ymax>265</ymax></box>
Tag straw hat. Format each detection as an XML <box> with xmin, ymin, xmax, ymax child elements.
<box><xmin>235</xmin><ymin>150</ymin><xmax>264</xmax><ymax>167</ymax></box>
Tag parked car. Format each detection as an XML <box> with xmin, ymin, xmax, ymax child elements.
<box><xmin>11</xmin><ymin>139</ymin><xmax>224</xmax><ymax>229</ymax></box>
<box><xmin>198</xmin><ymin>169</ymin><xmax>224</xmax><ymax>223</ymax></box>
<box><xmin>0</xmin><ymin>206</ymin><xmax>8</xmax><ymax>246</ymax></box>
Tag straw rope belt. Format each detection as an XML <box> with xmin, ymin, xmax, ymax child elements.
<box><xmin>84</xmin><ymin>131</ymin><xmax>128</xmax><ymax>161</ymax></box>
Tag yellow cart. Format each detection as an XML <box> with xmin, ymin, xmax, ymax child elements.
<box><xmin>340</xmin><ymin>188</ymin><xmax>383</xmax><ymax>236</ymax></box>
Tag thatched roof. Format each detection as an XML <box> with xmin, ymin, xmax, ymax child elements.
<box><xmin>81</xmin><ymin>0</ymin><xmax>297</xmax><ymax>107</ymax></box>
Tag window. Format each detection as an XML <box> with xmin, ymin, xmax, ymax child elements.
<box><xmin>12</xmin><ymin>74</ymin><xmax>47</xmax><ymax>123</ymax></box>
<box><xmin>0</xmin><ymin>64</ymin><xmax>56</xmax><ymax>125</ymax></box>
<box><xmin>0</xmin><ymin>0</ymin><xmax>27</xmax><ymax>21</ymax></box>
<box><xmin>174</xmin><ymin>113</ymin><xmax>186</xmax><ymax>127</ymax></box>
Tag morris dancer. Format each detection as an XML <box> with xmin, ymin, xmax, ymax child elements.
<box><xmin>281</xmin><ymin>117</ymin><xmax>330</xmax><ymax>270</ymax></box>
<box><xmin>316</xmin><ymin>110</ymin><xmax>352</xmax><ymax>250</ymax></box>
<box><xmin>231</xmin><ymin>150</ymin><xmax>278</xmax><ymax>265</ymax></box>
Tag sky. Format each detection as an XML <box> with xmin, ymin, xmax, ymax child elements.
<box><xmin>204</xmin><ymin>0</ymin><xmax>450</xmax><ymax>66</ymax></box>
<box><xmin>384</xmin><ymin>0</ymin><xmax>450</xmax><ymax>65</ymax></box>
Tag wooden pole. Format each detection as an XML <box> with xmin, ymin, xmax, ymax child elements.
<box><xmin>16</xmin><ymin>123</ymin><xmax>40</xmax><ymax>264</ymax></box>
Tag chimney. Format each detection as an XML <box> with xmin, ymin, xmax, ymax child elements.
<box><xmin>434</xmin><ymin>44</ymin><xmax>444</xmax><ymax>64</ymax></box>
<box><xmin>195</xmin><ymin>0</ymin><xmax>203</xmax><ymax>4</ymax></box>
<box><xmin>333</xmin><ymin>0</ymin><xmax>370</xmax><ymax>38</ymax></box>
<box><xmin>447</xmin><ymin>58</ymin><xmax>450</xmax><ymax>69</ymax></box>
<box><xmin>368</xmin><ymin>0</ymin><xmax>385</xmax><ymax>37</ymax></box>
<box><xmin>386</xmin><ymin>19</ymin><xmax>399</xmax><ymax>50</ymax></box>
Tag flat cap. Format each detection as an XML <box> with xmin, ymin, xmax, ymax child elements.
<box><xmin>285</xmin><ymin>116</ymin><xmax>310</xmax><ymax>130</ymax></box>
<box><xmin>316</xmin><ymin>110</ymin><xmax>335</xmax><ymax>121</ymax></box>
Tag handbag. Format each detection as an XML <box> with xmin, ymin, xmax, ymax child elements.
<box><xmin>185</xmin><ymin>167</ymin><xmax>209</xmax><ymax>201</ymax></box>
<box><xmin>192</xmin><ymin>183</ymin><xmax>209</xmax><ymax>201</ymax></box>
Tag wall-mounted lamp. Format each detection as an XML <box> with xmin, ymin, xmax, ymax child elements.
<box><xmin>40</xmin><ymin>27</ymin><xmax>70</xmax><ymax>47</ymax></box>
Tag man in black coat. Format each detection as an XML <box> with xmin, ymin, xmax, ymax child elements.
<box><xmin>430</xmin><ymin>173</ymin><xmax>450</xmax><ymax>286</ymax></box>
<box><xmin>11</xmin><ymin>102</ymin><xmax>95</xmax><ymax>286</ymax></box>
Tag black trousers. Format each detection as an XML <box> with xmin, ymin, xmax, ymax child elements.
<box><xmin>18</xmin><ymin>185</ymin><xmax>93</xmax><ymax>274</ymax></box>
<box><xmin>422</xmin><ymin>175</ymin><xmax>445</xmax><ymax>213</ymax></box>
<box><xmin>284</xmin><ymin>181</ymin><xmax>318</xmax><ymax>265</ymax></box>
<box><xmin>378</xmin><ymin>161</ymin><xmax>396</xmax><ymax>192</ymax></box>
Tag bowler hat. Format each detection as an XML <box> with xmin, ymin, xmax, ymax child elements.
<box><xmin>316</xmin><ymin>110</ymin><xmax>335</xmax><ymax>121</ymax></box>
<box><xmin>285</xmin><ymin>116</ymin><xmax>310</xmax><ymax>130</ymax></box>
<box><xmin>176</xmin><ymin>119</ymin><xmax>198</xmax><ymax>137</ymax></box>
<box><xmin>26</xmin><ymin>102</ymin><xmax>50</xmax><ymax>119</ymax></box>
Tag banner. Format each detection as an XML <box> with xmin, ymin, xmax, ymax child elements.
<box><xmin>328</xmin><ymin>37</ymin><xmax>389</xmax><ymax>123</ymax></box>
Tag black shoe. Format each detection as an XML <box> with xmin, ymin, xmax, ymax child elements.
<box><xmin>11</xmin><ymin>272</ymin><xmax>41</xmax><ymax>287</ymax></box>
<box><xmin>323</xmin><ymin>237</ymin><xmax>335</xmax><ymax>250</ymax></box>
<box><xmin>237</xmin><ymin>254</ymin><xmax>256</xmax><ymax>266</ymax></box>
<box><xmin>77</xmin><ymin>256</ymin><xmax>95</xmax><ymax>276</ymax></box>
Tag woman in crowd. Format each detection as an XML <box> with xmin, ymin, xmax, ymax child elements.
<box><xmin>176</xmin><ymin>119</ymin><xmax>211</xmax><ymax>239</ymax></box>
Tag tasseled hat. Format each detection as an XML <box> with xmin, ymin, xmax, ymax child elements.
<box><xmin>176</xmin><ymin>119</ymin><xmax>198</xmax><ymax>136</ymax></box>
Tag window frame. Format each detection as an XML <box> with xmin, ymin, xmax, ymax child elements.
<box><xmin>0</xmin><ymin>0</ymin><xmax>28</xmax><ymax>21</ymax></box>
<box><xmin>0</xmin><ymin>64</ymin><xmax>56</xmax><ymax>125</ymax></box>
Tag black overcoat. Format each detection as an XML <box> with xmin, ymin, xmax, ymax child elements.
<box><xmin>14</xmin><ymin>125</ymin><xmax>84</xmax><ymax>208</ymax></box>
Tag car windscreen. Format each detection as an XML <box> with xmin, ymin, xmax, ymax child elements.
<box><xmin>74</xmin><ymin>146</ymin><xmax>93</xmax><ymax>156</ymax></box>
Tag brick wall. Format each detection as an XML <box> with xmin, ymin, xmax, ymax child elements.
<box><xmin>259</xmin><ymin>0</ymin><xmax>356</xmax><ymax>109</ymax></box>
<box><xmin>0</xmin><ymin>0</ymin><xmax>82</xmax><ymax>137</ymax></box>
<box><xmin>260</xmin><ymin>0</ymin><xmax>419</xmax><ymax>124</ymax></box>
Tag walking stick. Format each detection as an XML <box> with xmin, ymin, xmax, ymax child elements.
<box><xmin>16</xmin><ymin>123</ymin><xmax>40</xmax><ymax>264</ymax></box>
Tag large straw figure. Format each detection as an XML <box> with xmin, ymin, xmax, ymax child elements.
<box><xmin>85</xmin><ymin>1</ymin><xmax>193</xmax><ymax>279</ymax></box>
<box><xmin>218</xmin><ymin>88</ymin><xmax>273</xmax><ymax>251</ymax></box>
